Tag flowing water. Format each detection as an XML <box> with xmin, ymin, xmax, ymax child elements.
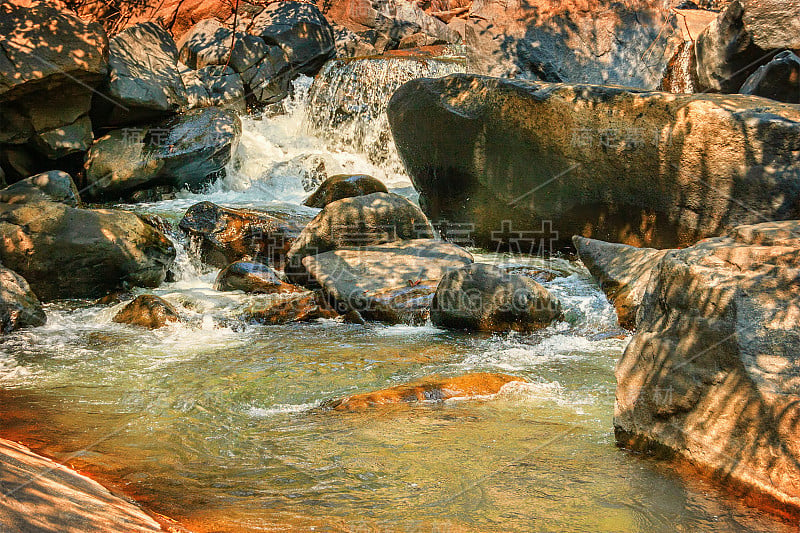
<box><xmin>0</xmin><ymin>60</ymin><xmax>794</xmax><ymax>532</ymax></box>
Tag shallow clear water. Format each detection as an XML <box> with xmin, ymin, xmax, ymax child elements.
<box><xmin>0</xmin><ymin>70</ymin><xmax>795</xmax><ymax>532</ymax></box>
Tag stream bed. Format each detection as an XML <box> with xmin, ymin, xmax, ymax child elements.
<box><xmin>0</xmin><ymin>69</ymin><xmax>795</xmax><ymax>532</ymax></box>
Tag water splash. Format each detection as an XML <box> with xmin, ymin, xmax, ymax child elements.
<box><xmin>303</xmin><ymin>55</ymin><xmax>466</xmax><ymax>175</ymax></box>
<box><xmin>660</xmin><ymin>41</ymin><xmax>696</xmax><ymax>94</ymax></box>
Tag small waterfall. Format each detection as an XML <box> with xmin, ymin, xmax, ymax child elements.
<box><xmin>304</xmin><ymin>54</ymin><xmax>466</xmax><ymax>176</ymax></box>
<box><xmin>660</xmin><ymin>41</ymin><xmax>697</xmax><ymax>94</ymax></box>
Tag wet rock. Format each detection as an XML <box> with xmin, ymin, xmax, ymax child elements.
<box><xmin>214</xmin><ymin>260</ymin><xmax>302</xmax><ymax>294</ymax></box>
<box><xmin>573</xmin><ymin>236</ymin><xmax>668</xmax><ymax>330</ymax></box>
<box><xmin>739</xmin><ymin>50</ymin><xmax>800</xmax><ymax>103</ymax></box>
<box><xmin>195</xmin><ymin>66</ymin><xmax>247</xmax><ymax>113</ymax></box>
<box><xmin>615</xmin><ymin>220</ymin><xmax>800</xmax><ymax>515</ymax></box>
<box><xmin>84</xmin><ymin>107</ymin><xmax>241</xmax><ymax>199</ymax></box>
<box><xmin>113</xmin><ymin>294</ymin><xmax>179</xmax><ymax>329</ymax></box>
<box><xmin>0</xmin><ymin>202</ymin><xmax>175</xmax><ymax>300</ymax></box>
<box><xmin>303</xmin><ymin>174</ymin><xmax>388</xmax><ymax>208</ymax></box>
<box><xmin>388</xmin><ymin>74</ymin><xmax>800</xmax><ymax>250</ymax></box>
<box><xmin>0</xmin><ymin>171</ymin><xmax>80</xmax><ymax>207</ymax></box>
<box><xmin>0</xmin><ymin>438</ymin><xmax>164</xmax><ymax>532</ymax></box>
<box><xmin>0</xmin><ymin>1</ymin><xmax>106</xmax><ymax>159</ymax></box>
<box><xmin>431</xmin><ymin>264</ymin><xmax>562</xmax><ymax>332</ymax></box>
<box><xmin>178</xmin><ymin>19</ymin><xmax>269</xmax><ymax>73</ymax></box>
<box><xmin>249</xmin><ymin>1</ymin><xmax>336</xmax><ymax>76</ymax></box>
<box><xmin>660</xmin><ymin>41</ymin><xmax>698</xmax><ymax>94</ymax></box>
<box><xmin>179</xmin><ymin>201</ymin><xmax>303</xmax><ymax>268</ymax></box>
<box><xmin>240</xmin><ymin>46</ymin><xmax>293</xmax><ymax>105</ymax></box>
<box><xmin>325</xmin><ymin>373</ymin><xmax>526</xmax><ymax>410</ymax></box>
<box><xmin>694</xmin><ymin>0</ymin><xmax>800</xmax><ymax>93</ymax></box>
<box><xmin>242</xmin><ymin>291</ymin><xmax>338</xmax><ymax>324</ymax></box>
<box><xmin>0</xmin><ymin>266</ymin><xmax>46</xmax><ymax>334</ymax></box>
<box><xmin>285</xmin><ymin>192</ymin><xmax>434</xmax><ymax>284</ymax></box>
<box><xmin>96</xmin><ymin>22</ymin><xmax>188</xmax><ymax>126</ymax></box>
<box><xmin>302</xmin><ymin>239</ymin><xmax>473</xmax><ymax>324</ymax></box>
<box><xmin>463</xmin><ymin>0</ymin><xmax>680</xmax><ymax>88</ymax></box>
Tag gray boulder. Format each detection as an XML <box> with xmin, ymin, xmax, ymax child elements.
<box><xmin>240</xmin><ymin>46</ymin><xmax>293</xmax><ymax>105</ymax></box>
<box><xmin>739</xmin><ymin>50</ymin><xmax>800</xmax><ymax>103</ymax></box>
<box><xmin>303</xmin><ymin>174</ymin><xmax>387</xmax><ymax>208</ymax></box>
<box><xmin>0</xmin><ymin>202</ymin><xmax>175</xmax><ymax>300</ymax></box>
<box><xmin>178</xmin><ymin>19</ymin><xmax>269</xmax><ymax>73</ymax></box>
<box><xmin>694</xmin><ymin>0</ymin><xmax>800</xmax><ymax>93</ymax></box>
<box><xmin>616</xmin><ymin>220</ymin><xmax>800</xmax><ymax>514</ymax></box>
<box><xmin>285</xmin><ymin>192</ymin><xmax>434</xmax><ymax>284</ymax></box>
<box><xmin>431</xmin><ymin>263</ymin><xmax>562</xmax><ymax>332</ymax></box>
<box><xmin>249</xmin><ymin>2</ymin><xmax>335</xmax><ymax>76</ymax></box>
<box><xmin>0</xmin><ymin>1</ymin><xmax>106</xmax><ymax>159</ymax></box>
<box><xmin>302</xmin><ymin>239</ymin><xmax>474</xmax><ymax>324</ymax></box>
<box><xmin>573</xmin><ymin>236</ymin><xmax>668</xmax><ymax>330</ymax></box>
<box><xmin>0</xmin><ymin>266</ymin><xmax>46</xmax><ymax>334</ymax></box>
<box><xmin>84</xmin><ymin>107</ymin><xmax>241</xmax><ymax>199</ymax></box>
<box><xmin>388</xmin><ymin>74</ymin><xmax>800</xmax><ymax>250</ymax></box>
<box><xmin>0</xmin><ymin>171</ymin><xmax>81</xmax><ymax>207</ymax></box>
<box><xmin>98</xmin><ymin>22</ymin><xmax>188</xmax><ymax>126</ymax></box>
<box><xmin>196</xmin><ymin>66</ymin><xmax>246</xmax><ymax>113</ymax></box>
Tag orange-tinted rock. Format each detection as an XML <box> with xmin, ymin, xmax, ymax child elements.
<box><xmin>214</xmin><ymin>260</ymin><xmax>303</xmax><ymax>294</ymax></box>
<box><xmin>243</xmin><ymin>291</ymin><xmax>338</xmax><ymax>325</ymax></box>
<box><xmin>113</xmin><ymin>295</ymin><xmax>179</xmax><ymax>329</ymax></box>
<box><xmin>179</xmin><ymin>201</ymin><xmax>304</xmax><ymax>269</ymax></box>
<box><xmin>303</xmin><ymin>174</ymin><xmax>387</xmax><ymax>209</ymax></box>
<box><xmin>326</xmin><ymin>373</ymin><xmax>526</xmax><ymax>410</ymax></box>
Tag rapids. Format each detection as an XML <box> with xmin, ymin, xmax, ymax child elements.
<box><xmin>0</xmin><ymin>59</ymin><xmax>794</xmax><ymax>532</ymax></box>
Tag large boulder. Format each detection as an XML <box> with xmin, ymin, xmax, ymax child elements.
<box><xmin>195</xmin><ymin>66</ymin><xmax>247</xmax><ymax>113</ymax></box>
<box><xmin>615</xmin><ymin>220</ymin><xmax>800</xmax><ymax>515</ymax></box>
<box><xmin>694</xmin><ymin>0</ymin><xmax>800</xmax><ymax>93</ymax></box>
<box><xmin>0</xmin><ymin>1</ymin><xmax>107</xmax><ymax>159</ymax></box>
<box><xmin>739</xmin><ymin>50</ymin><xmax>800</xmax><ymax>104</ymax></box>
<box><xmin>0</xmin><ymin>266</ymin><xmax>46</xmax><ymax>334</ymax></box>
<box><xmin>463</xmin><ymin>0</ymin><xmax>681</xmax><ymax>89</ymax></box>
<box><xmin>431</xmin><ymin>263</ymin><xmax>562</xmax><ymax>332</ymax></box>
<box><xmin>324</xmin><ymin>373</ymin><xmax>526</xmax><ymax>410</ymax></box>
<box><xmin>178</xmin><ymin>19</ymin><xmax>269</xmax><ymax>73</ymax></box>
<box><xmin>84</xmin><ymin>107</ymin><xmax>241</xmax><ymax>199</ymax></box>
<box><xmin>239</xmin><ymin>46</ymin><xmax>294</xmax><ymax>105</ymax></box>
<box><xmin>96</xmin><ymin>22</ymin><xmax>188</xmax><ymax>126</ymax></box>
<box><xmin>179</xmin><ymin>202</ymin><xmax>304</xmax><ymax>268</ymax></box>
<box><xmin>0</xmin><ymin>171</ymin><xmax>80</xmax><ymax>207</ymax></box>
<box><xmin>303</xmin><ymin>174</ymin><xmax>388</xmax><ymax>208</ymax></box>
<box><xmin>302</xmin><ymin>239</ymin><xmax>474</xmax><ymax>323</ymax></box>
<box><xmin>573</xmin><ymin>236</ymin><xmax>668</xmax><ymax>330</ymax></box>
<box><xmin>0</xmin><ymin>202</ymin><xmax>175</xmax><ymax>300</ymax></box>
<box><xmin>113</xmin><ymin>294</ymin><xmax>179</xmax><ymax>329</ymax></box>
<box><xmin>249</xmin><ymin>1</ymin><xmax>336</xmax><ymax>75</ymax></box>
<box><xmin>388</xmin><ymin>74</ymin><xmax>800</xmax><ymax>250</ymax></box>
<box><xmin>285</xmin><ymin>192</ymin><xmax>434</xmax><ymax>283</ymax></box>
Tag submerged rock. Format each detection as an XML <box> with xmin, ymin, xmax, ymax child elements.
<box><xmin>325</xmin><ymin>373</ymin><xmax>526</xmax><ymax>410</ymax></box>
<box><xmin>84</xmin><ymin>107</ymin><xmax>241</xmax><ymax>199</ymax></box>
<box><xmin>0</xmin><ymin>171</ymin><xmax>80</xmax><ymax>206</ymax></box>
<box><xmin>615</xmin><ymin>220</ymin><xmax>800</xmax><ymax>515</ymax></box>
<box><xmin>0</xmin><ymin>202</ymin><xmax>175</xmax><ymax>300</ymax></box>
<box><xmin>302</xmin><ymin>239</ymin><xmax>473</xmax><ymax>324</ymax></box>
<box><xmin>249</xmin><ymin>1</ymin><xmax>335</xmax><ymax>76</ymax></box>
<box><xmin>0</xmin><ymin>1</ymin><xmax>106</xmax><ymax>159</ymax></box>
<box><xmin>214</xmin><ymin>261</ymin><xmax>302</xmax><ymax>294</ymax></box>
<box><xmin>0</xmin><ymin>266</ymin><xmax>46</xmax><ymax>334</ymax></box>
<box><xmin>285</xmin><ymin>192</ymin><xmax>434</xmax><ymax>284</ymax></box>
<box><xmin>113</xmin><ymin>294</ymin><xmax>179</xmax><ymax>329</ymax></box>
<box><xmin>431</xmin><ymin>264</ymin><xmax>561</xmax><ymax>332</ymax></box>
<box><xmin>573</xmin><ymin>236</ymin><xmax>668</xmax><ymax>330</ymax></box>
<box><xmin>388</xmin><ymin>74</ymin><xmax>800</xmax><ymax>250</ymax></box>
<box><xmin>96</xmin><ymin>22</ymin><xmax>188</xmax><ymax>126</ymax></box>
<box><xmin>303</xmin><ymin>174</ymin><xmax>388</xmax><ymax>209</ymax></box>
<box><xmin>179</xmin><ymin>202</ymin><xmax>303</xmax><ymax>268</ymax></box>
<box><xmin>739</xmin><ymin>50</ymin><xmax>800</xmax><ymax>103</ymax></box>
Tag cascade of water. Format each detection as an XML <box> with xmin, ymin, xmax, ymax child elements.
<box><xmin>660</xmin><ymin>41</ymin><xmax>697</xmax><ymax>94</ymax></box>
<box><xmin>303</xmin><ymin>55</ymin><xmax>466</xmax><ymax>176</ymax></box>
